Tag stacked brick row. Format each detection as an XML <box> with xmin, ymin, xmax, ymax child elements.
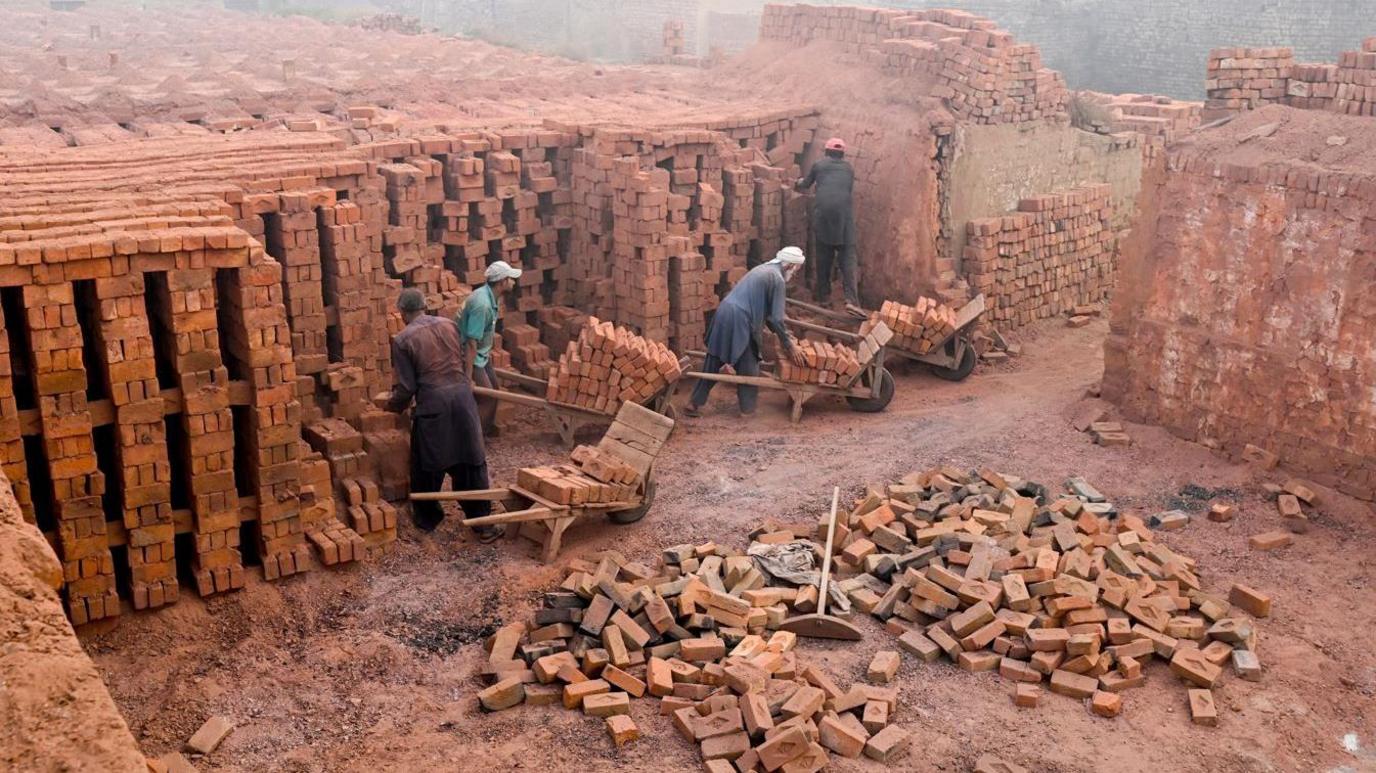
<box><xmin>545</xmin><ymin>318</ymin><xmax>683</xmax><ymax>415</ymax></box>
<box><xmin>863</xmin><ymin>298</ymin><xmax>956</xmax><ymax>356</ymax></box>
<box><xmin>28</xmin><ymin>279</ymin><xmax>117</xmax><ymax>625</ymax></box>
<box><xmin>1074</xmin><ymin>93</ymin><xmax>1203</xmax><ymax>148</ymax></box>
<box><xmin>1204</xmin><ymin>48</ymin><xmax>1295</xmax><ymax>119</ymax></box>
<box><xmin>1104</xmin><ymin>111</ymin><xmax>1376</xmax><ymax>503</ymax></box>
<box><xmin>964</xmin><ymin>185</ymin><xmax>1117</xmax><ymax>330</ymax></box>
<box><xmin>0</xmin><ymin>107</ymin><xmax>814</xmax><ymax>621</ymax></box>
<box><xmin>777</xmin><ymin>340</ymin><xmax>861</xmax><ymax>386</ymax></box>
<box><xmin>759</xmin><ymin>4</ymin><xmax>1069</xmax><ymax>125</ymax></box>
<box><xmin>1205</xmin><ymin>40</ymin><xmax>1376</xmax><ymax>120</ymax></box>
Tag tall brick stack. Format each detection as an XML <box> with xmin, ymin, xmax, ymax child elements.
<box><xmin>545</xmin><ymin>318</ymin><xmax>683</xmax><ymax>415</ymax></box>
<box><xmin>759</xmin><ymin>4</ymin><xmax>1069</xmax><ymax>125</ymax></box>
<box><xmin>1205</xmin><ymin>40</ymin><xmax>1376</xmax><ymax>121</ymax></box>
<box><xmin>1104</xmin><ymin>107</ymin><xmax>1376</xmax><ymax>504</ymax></box>
<box><xmin>963</xmin><ymin>185</ymin><xmax>1117</xmax><ymax>331</ymax></box>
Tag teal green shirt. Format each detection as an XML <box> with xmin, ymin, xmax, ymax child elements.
<box><xmin>458</xmin><ymin>284</ymin><xmax>498</xmax><ymax>368</ymax></box>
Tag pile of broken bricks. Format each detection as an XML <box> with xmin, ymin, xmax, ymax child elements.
<box><xmin>829</xmin><ymin>467</ymin><xmax>1269</xmax><ymax>726</ymax></box>
<box><xmin>1247</xmin><ymin>477</ymin><xmax>1323</xmax><ymax>552</ymax></box>
<box><xmin>1070</xmin><ymin>397</ymin><xmax>1131</xmax><ymax>447</ymax></box>
<box><xmin>477</xmin><ymin>543</ymin><xmax>914</xmax><ymax>770</ymax></box>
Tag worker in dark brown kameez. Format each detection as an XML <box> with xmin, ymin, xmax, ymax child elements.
<box><xmin>385</xmin><ymin>288</ymin><xmax>502</xmax><ymax>543</ymax></box>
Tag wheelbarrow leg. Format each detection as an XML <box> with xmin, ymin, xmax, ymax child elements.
<box><xmin>542</xmin><ymin>515</ymin><xmax>576</xmax><ymax>563</ymax></box>
<box><xmin>786</xmin><ymin>388</ymin><xmax>808</xmax><ymax>424</ymax></box>
<box><xmin>544</xmin><ymin>405</ymin><xmax>576</xmax><ymax>448</ymax></box>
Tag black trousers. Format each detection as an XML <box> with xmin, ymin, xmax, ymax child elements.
<box><xmin>410</xmin><ymin>461</ymin><xmax>492</xmax><ymax>531</ymax></box>
<box><xmin>814</xmin><ymin>242</ymin><xmax>859</xmax><ymax>306</ymax></box>
<box><xmin>688</xmin><ymin>348</ymin><xmax>761</xmax><ymax>414</ymax></box>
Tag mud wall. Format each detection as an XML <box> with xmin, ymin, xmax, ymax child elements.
<box><xmin>1103</xmin><ymin>108</ymin><xmax>1376</xmax><ymax>502</ymax></box>
<box><xmin>0</xmin><ymin>467</ymin><xmax>145</xmax><ymax>772</ymax></box>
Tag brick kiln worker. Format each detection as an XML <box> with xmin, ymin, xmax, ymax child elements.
<box><xmin>458</xmin><ymin>260</ymin><xmax>522</xmax><ymax>436</ymax></box>
<box><xmin>795</xmin><ymin>137</ymin><xmax>861</xmax><ymax>314</ymax></box>
<box><xmin>385</xmin><ymin>289</ymin><xmax>503</xmax><ymax>543</ymax></box>
<box><xmin>684</xmin><ymin>247</ymin><xmax>808</xmax><ymax>418</ymax></box>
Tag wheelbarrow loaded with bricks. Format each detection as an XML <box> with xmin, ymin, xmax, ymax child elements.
<box><xmin>787</xmin><ymin>293</ymin><xmax>987</xmax><ymax>383</ymax></box>
<box><xmin>409</xmin><ymin>401</ymin><xmax>673</xmax><ymax>563</ymax></box>
<box><xmin>684</xmin><ymin>321</ymin><xmax>897</xmax><ymax>424</ymax></box>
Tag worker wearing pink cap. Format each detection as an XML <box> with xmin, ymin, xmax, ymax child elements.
<box><xmin>796</xmin><ymin>137</ymin><xmax>860</xmax><ymax>314</ymax></box>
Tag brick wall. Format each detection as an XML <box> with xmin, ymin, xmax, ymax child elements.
<box><xmin>1205</xmin><ymin>39</ymin><xmax>1376</xmax><ymax>119</ymax></box>
<box><xmin>0</xmin><ymin>108</ymin><xmax>812</xmax><ymax>622</ymax></box>
<box><xmin>963</xmin><ymin>185</ymin><xmax>1117</xmax><ymax>330</ymax></box>
<box><xmin>1103</xmin><ymin>107</ymin><xmax>1376</xmax><ymax>502</ymax></box>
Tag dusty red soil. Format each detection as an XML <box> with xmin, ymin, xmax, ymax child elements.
<box><xmin>83</xmin><ymin>318</ymin><xmax>1376</xmax><ymax>772</ymax></box>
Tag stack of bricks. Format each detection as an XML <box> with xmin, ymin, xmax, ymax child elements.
<box><xmin>1103</xmin><ymin>110</ymin><xmax>1376</xmax><ymax>502</ymax></box>
<box><xmin>0</xmin><ymin>104</ymin><xmax>814</xmax><ymax>622</ymax></box>
<box><xmin>963</xmin><ymin>185</ymin><xmax>1117</xmax><ymax>331</ymax></box>
<box><xmin>477</xmin><ymin>543</ymin><xmax>913</xmax><ymax>766</ymax></box>
<box><xmin>828</xmin><ymin>466</ymin><xmax>1268</xmax><ymax>724</ymax></box>
<box><xmin>611</xmin><ymin>163</ymin><xmax>673</xmax><ymax>342</ymax></box>
<box><xmin>504</xmin><ymin>323</ymin><xmax>556</xmax><ymax>378</ymax></box>
<box><xmin>1203</xmin><ymin>41</ymin><xmax>1376</xmax><ymax>120</ymax></box>
<box><xmin>516</xmin><ymin>465</ymin><xmax>638</xmax><ymax>507</ymax></box>
<box><xmin>1073</xmin><ymin>92</ymin><xmax>1203</xmax><ymax>157</ymax></box>
<box><xmin>777</xmin><ymin>340</ymin><xmax>862</xmax><ymax>386</ymax></box>
<box><xmin>1204</xmin><ymin>48</ymin><xmax>1294</xmax><ymax>120</ymax></box>
<box><xmin>862</xmin><ymin>298</ymin><xmax>956</xmax><ymax>356</ymax></box>
<box><xmin>759</xmin><ymin>5</ymin><xmax>1069</xmax><ymax>125</ymax></box>
<box><xmin>545</xmin><ymin>318</ymin><xmax>683</xmax><ymax>415</ymax></box>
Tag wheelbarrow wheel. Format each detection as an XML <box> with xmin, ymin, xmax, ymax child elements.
<box><xmin>930</xmin><ymin>340</ymin><xmax>977</xmax><ymax>382</ymax></box>
<box><xmin>609</xmin><ymin>476</ymin><xmax>656</xmax><ymax>525</ymax></box>
<box><xmin>845</xmin><ymin>367</ymin><xmax>895</xmax><ymax>413</ymax></box>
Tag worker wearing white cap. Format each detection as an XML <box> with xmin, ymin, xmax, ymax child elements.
<box><xmin>685</xmin><ymin>247</ymin><xmax>808</xmax><ymax>418</ymax></box>
<box><xmin>458</xmin><ymin>260</ymin><xmax>523</xmax><ymax>435</ymax></box>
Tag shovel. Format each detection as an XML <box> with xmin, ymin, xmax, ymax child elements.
<box><xmin>779</xmin><ymin>486</ymin><xmax>863</xmax><ymax>641</ymax></box>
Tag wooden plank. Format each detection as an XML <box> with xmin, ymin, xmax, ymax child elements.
<box><xmin>460</xmin><ymin>507</ymin><xmax>559</xmax><ymax>527</ymax></box>
<box><xmin>785</xmin><ymin>317</ymin><xmax>861</xmax><ymax>342</ymax></box>
<box><xmin>686</xmin><ymin>371</ymin><xmax>781</xmax><ymax>389</ymax></box>
<box><xmin>472</xmin><ymin>385</ymin><xmax>550</xmax><ymax>410</ymax></box>
<box><xmin>494</xmin><ymin>368</ymin><xmax>549</xmax><ymax>391</ymax></box>
<box><xmin>612</xmin><ymin>401</ymin><xmax>674</xmax><ymax>442</ymax></box>
<box><xmin>952</xmin><ymin>294</ymin><xmax>986</xmax><ymax>332</ymax></box>
<box><xmin>409</xmin><ymin>488</ymin><xmax>511</xmax><ymax>502</ymax></box>
<box><xmin>597</xmin><ymin>437</ymin><xmax>657</xmax><ymax>477</ymax></box>
<box><xmin>603</xmin><ymin>421</ymin><xmax>664</xmax><ymax>458</ymax></box>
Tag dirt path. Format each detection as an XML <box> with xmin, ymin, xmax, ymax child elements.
<box><xmin>84</xmin><ymin>319</ymin><xmax>1376</xmax><ymax>773</ymax></box>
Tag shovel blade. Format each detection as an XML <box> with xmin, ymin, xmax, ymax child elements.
<box><xmin>777</xmin><ymin>613</ymin><xmax>863</xmax><ymax>641</ymax></box>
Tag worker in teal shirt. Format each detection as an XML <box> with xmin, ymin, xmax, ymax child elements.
<box><xmin>458</xmin><ymin>260</ymin><xmax>522</xmax><ymax>435</ymax></box>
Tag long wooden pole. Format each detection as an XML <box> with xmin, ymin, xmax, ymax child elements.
<box><xmin>817</xmin><ymin>486</ymin><xmax>840</xmax><ymax>618</ymax></box>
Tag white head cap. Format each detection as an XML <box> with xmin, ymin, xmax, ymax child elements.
<box><xmin>772</xmin><ymin>246</ymin><xmax>806</xmax><ymax>265</ymax></box>
<box><xmin>485</xmin><ymin>260</ymin><xmax>523</xmax><ymax>283</ymax></box>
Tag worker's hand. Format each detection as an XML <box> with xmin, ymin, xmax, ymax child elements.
<box><xmin>788</xmin><ymin>347</ymin><xmax>807</xmax><ymax>367</ymax></box>
<box><xmin>720</xmin><ymin>364</ymin><xmax>737</xmax><ymax>376</ymax></box>
<box><xmin>372</xmin><ymin>392</ymin><xmax>392</xmax><ymax>409</ymax></box>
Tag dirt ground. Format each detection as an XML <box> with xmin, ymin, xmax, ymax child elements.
<box><xmin>83</xmin><ymin>318</ymin><xmax>1376</xmax><ymax>773</ymax></box>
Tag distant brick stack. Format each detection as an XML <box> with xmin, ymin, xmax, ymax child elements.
<box><xmin>1205</xmin><ymin>40</ymin><xmax>1376</xmax><ymax>120</ymax></box>
<box><xmin>760</xmin><ymin>4</ymin><xmax>1069</xmax><ymax>125</ymax></box>
<box><xmin>1075</xmin><ymin>92</ymin><xmax>1203</xmax><ymax>147</ymax></box>
<box><xmin>964</xmin><ymin>185</ymin><xmax>1117</xmax><ymax>330</ymax></box>
<box><xmin>663</xmin><ymin>20</ymin><xmax>686</xmax><ymax>57</ymax></box>
<box><xmin>545</xmin><ymin>318</ymin><xmax>683</xmax><ymax>415</ymax></box>
<box><xmin>1204</xmin><ymin>48</ymin><xmax>1294</xmax><ymax>119</ymax></box>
